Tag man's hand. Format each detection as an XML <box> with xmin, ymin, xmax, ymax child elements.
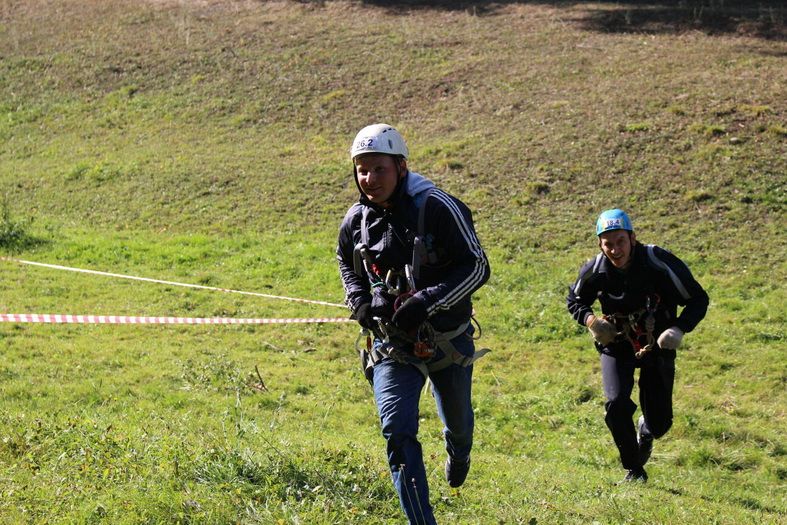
<box><xmin>657</xmin><ymin>326</ymin><xmax>684</xmax><ymax>349</ymax></box>
<box><xmin>587</xmin><ymin>315</ymin><xmax>618</xmax><ymax>345</ymax></box>
<box><xmin>352</xmin><ymin>302</ymin><xmax>377</xmax><ymax>330</ymax></box>
<box><xmin>391</xmin><ymin>295</ymin><xmax>428</xmax><ymax>333</ymax></box>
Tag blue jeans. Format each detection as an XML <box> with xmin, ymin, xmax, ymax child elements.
<box><xmin>371</xmin><ymin>328</ymin><xmax>476</xmax><ymax>525</ymax></box>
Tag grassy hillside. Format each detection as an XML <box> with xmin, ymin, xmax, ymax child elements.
<box><xmin>0</xmin><ymin>1</ymin><xmax>785</xmax><ymax>523</ymax></box>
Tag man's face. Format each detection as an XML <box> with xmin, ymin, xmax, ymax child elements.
<box><xmin>354</xmin><ymin>153</ymin><xmax>404</xmax><ymax>207</ymax></box>
<box><xmin>599</xmin><ymin>229</ymin><xmax>636</xmax><ymax>269</ymax></box>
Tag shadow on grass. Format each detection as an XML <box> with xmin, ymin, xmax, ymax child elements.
<box><xmin>326</xmin><ymin>1</ymin><xmax>786</xmax><ymax>40</ymax></box>
<box><xmin>574</xmin><ymin>1</ymin><xmax>785</xmax><ymax>40</ymax></box>
<box><xmin>0</xmin><ymin>203</ymin><xmax>48</xmax><ymax>253</ymax></box>
<box><xmin>0</xmin><ymin>235</ymin><xmax>48</xmax><ymax>253</ymax></box>
<box><xmin>658</xmin><ymin>484</ymin><xmax>785</xmax><ymax>516</ymax></box>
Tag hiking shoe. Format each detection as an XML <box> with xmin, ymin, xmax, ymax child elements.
<box><xmin>637</xmin><ymin>416</ymin><xmax>654</xmax><ymax>466</ymax></box>
<box><xmin>445</xmin><ymin>456</ymin><xmax>470</xmax><ymax>488</ymax></box>
<box><xmin>621</xmin><ymin>466</ymin><xmax>648</xmax><ymax>483</ymax></box>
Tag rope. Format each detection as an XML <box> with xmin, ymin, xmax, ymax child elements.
<box><xmin>1</xmin><ymin>257</ymin><xmax>346</xmax><ymax>308</ymax></box>
<box><xmin>0</xmin><ymin>313</ymin><xmax>353</xmax><ymax>325</ymax></box>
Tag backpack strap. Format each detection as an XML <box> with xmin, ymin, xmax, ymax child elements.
<box><xmin>416</xmin><ymin>187</ymin><xmax>435</xmax><ymax>238</ymax></box>
<box><xmin>411</xmin><ymin>188</ymin><xmax>435</xmax><ymax>280</ymax></box>
<box><xmin>360</xmin><ymin>206</ymin><xmax>370</xmax><ymax>247</ymax></box>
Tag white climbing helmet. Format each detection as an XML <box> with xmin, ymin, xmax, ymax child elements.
<box><xmin>350</xmin><ymin>123</ymin><xmax>409</xmax><ymax>160</ymax></box>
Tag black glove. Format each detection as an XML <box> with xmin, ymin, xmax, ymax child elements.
<box><xmin>391</xmin><ymin>295</ymin><xmax>428</xmax><ymax>333</ymax></box>
<box><xmin>370</xmin><ymin>290</ymin><xmax>395</xmax><ymax>320</ymax></box>
<box><xmin>352</xmin><ymin>302</ymin><xmax>377</xmax><ymax>330</ymax></box>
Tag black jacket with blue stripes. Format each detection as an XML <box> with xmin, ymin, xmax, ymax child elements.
<box><xmin>567</xmin><ymin>243</ymin><xmax>708</xmax><ymax>354</ymax></box>
<box><xmin>337</xmin><ymin>171</ymin><xmax>490</xmax><ymax>333</ymax></box>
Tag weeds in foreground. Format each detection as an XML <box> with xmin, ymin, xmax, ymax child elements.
<box><xmin>0</xmin><ymin>198</ymin><xmax>39</xmax><ymax>251</ymax></box>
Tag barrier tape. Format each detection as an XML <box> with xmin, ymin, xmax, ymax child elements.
<box><xmin>1</xmin><ymin>257</ymin><xmax>346</xmax><ymax>309</ymax></box>
<box><xmin>0</xmin><ymin>313</ymin><xmax>354</xmax><ymax>325</ymax></box>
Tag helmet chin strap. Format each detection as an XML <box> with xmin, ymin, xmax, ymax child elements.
<box><xmin>352</xmin><ymin>164</ymin><xmax>364</xmax><ymax>199</ymax></box>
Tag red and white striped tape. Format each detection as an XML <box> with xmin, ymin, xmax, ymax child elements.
<box><xmin>0</xmin><ymin>257</ymin><xmax>346</xmax><ymax>309</ymax></box>
<box><xmin>0</xmin><ymin>313</ymin><xmax>353</xmax><ymax>325</ymax></box>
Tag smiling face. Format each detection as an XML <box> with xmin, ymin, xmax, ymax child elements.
<box><xmin>599</xmin><ymin>229</ymin><xmax>636</xmax><ymax>270</ymax></box>
<box><xmin>354</xmin><ymin>153</ymin><xmax>405</xmax><ymax>207</ymax></box>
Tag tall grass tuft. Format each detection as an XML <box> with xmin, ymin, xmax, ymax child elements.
<box><xmin>0</xmin><ymin>199</ymin><xmax>38</xmax><ymax>251</ymax></box>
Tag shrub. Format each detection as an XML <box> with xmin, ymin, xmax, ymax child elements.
<box><xmin>0</xmin><ymin>200</ymin><xmax>36</xmax><ymax>251</ymax></box>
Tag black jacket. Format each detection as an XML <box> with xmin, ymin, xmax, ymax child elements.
<box><xmin>337</xmin><ymin>171</ymin><xmax>490</xmax><ymax>332</ymax></box>
<box><xmin>567</xmin><ymin>243</ymin><xmax>708</xmax><ymax>354</ymax></box>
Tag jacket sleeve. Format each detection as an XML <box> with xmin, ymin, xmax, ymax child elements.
<box><xmin>336</xmin><ymin>204</ymin><xmax>372</xmax><ymax>313</ymax></box>
<box><xmin>648</xmin><ymin>245</ymin><xmax>709</xmax><ymax>333</ymax></box>
<box><xmin>416</xmin><ymin>190</ymin><xmax>490</xmax><ymax>315</ymax></box>
<box><xmin>566</xmin><ymin>256</ymin><xmax>600</xmax><ymax>327</ymax></box>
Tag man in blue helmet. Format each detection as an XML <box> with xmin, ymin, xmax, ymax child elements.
<box><xmin>567</xmin><ymin>209</ymin><xmax>708</xmax><ymax>483</ymax></box>
<box><xmin>336</xmin><ymin>124</ymin><xmax>490</xmax><ymax>524</ymax></box>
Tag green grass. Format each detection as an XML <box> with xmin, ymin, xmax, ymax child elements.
<box><xmin>0</xmin><ymin>1</ymin><xmax>785</xmax><ymax>523</ymax></box>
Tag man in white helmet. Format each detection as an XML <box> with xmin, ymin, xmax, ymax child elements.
<box><xmin>337</xmin><ymin>124</ymin><xmax>490</xmax><ymax>524</ymax></box>
<box><xmin>567</xmin><ymin>209</ymin><xmax>708</xmax><ymax>483</ymax></box>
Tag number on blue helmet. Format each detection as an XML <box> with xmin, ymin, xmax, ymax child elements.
<box><xmin>596</xmin><ymin>209</ymin><xmax>633</xmax><ymax>235</ymax></box>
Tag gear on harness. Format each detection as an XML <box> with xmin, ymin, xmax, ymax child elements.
<box><xmin>354</xmin><ymin>243</ymin><xmax>382</xmax><ymax>284</ymax></box>
<box><xmin>356</xmin><ymin>315</ymin><xmax>488</xmax><ymax>387</ymax></box>
<box><xmin>375</xmin><ymin>316</ymin><xmax>435</xmax><ymax>363</ymax></box>
<box><xmin>393</xmin><ymin>264</ymin><xmax>433</xmax><ymax>357</ymax></box>
<box><xmin>353</xmin><ymin>242</ymin><xmax>412</xmax><ymax>297</ymax></box>
<box><xmin>356</xmin><ymin>328</ymin><xmax>374</xmax><ymax>383</ymax></box>
<box><xmin>607</xmin><ymin>294</ymin><xmax>660</xmax><ymax>359</ymax></box>
<box><xmin>413</xmin><ymin>322</ymin><xmax>436</xmax><ymax>359</ymax></box>
<box><xmin>353</xmin><ymin>242</ymin><xmax>432</xmax><ymax>362</ymax></box>
<box><xmin>354</xmin><ymin>317</ymin><xmax>429</xmax><ymax>386</ymax></box>
<box><xmin>375</xmin><ymin>317</ymin><xmax>412</xmax><ymax>364</ymax></box>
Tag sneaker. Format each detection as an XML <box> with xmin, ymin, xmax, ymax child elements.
<box><xmin>621</xmin><ymin>466</ymin><xmax>648</xmax><ymax>483</ymax></box>
<box><xmin>637</xmin><ymin>416</ymin><xmax>654</xmax><ymax>466</ymax></box>
<box><xmin>445</xmin><ymin>456</ymin><xmax>471</xmax><ymax>488</ymax></box>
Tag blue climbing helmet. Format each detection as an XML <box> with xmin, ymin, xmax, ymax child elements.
<box><xmin>596</xmin><ymin>209</ymin><xmax>633</xmax><ymax>236</ymax></box>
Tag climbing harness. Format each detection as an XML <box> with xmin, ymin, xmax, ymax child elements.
<box><xmin>355</xmin><ymin>316</ymin><xmax>489</xmax><ymax>386</ymax></box>
<box><xmin>607</xmin><ymin>294</ymin><xmax>660</xmax><ymax>359</ymax></box>
<box><xmin>352</xmin><ymin>186</ymin><xmax>489</xmax><ymax>383</ymax></box>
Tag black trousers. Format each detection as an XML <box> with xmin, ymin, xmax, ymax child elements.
<box><xmin>600</xmin><ymin>349</ymin><xmax>676</xmax><ymax>470</ymax></box>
